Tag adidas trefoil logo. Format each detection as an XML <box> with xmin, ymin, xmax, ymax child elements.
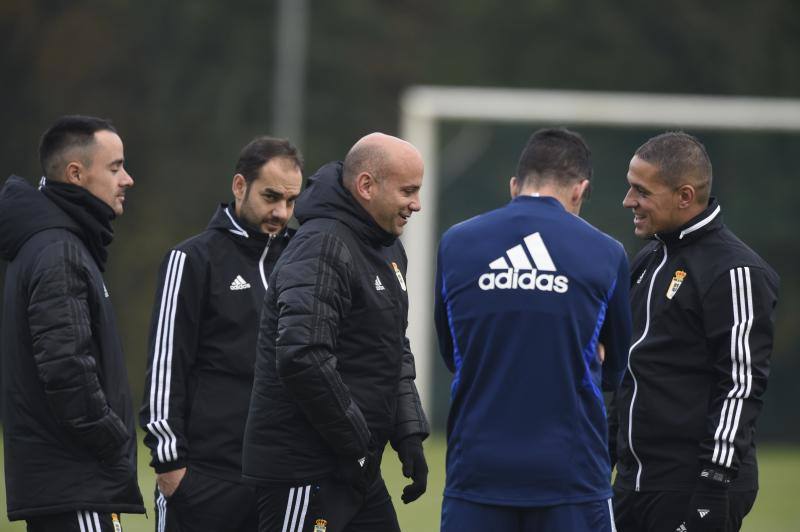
<box><xmin>374</xmin><ymin>276</ymin><xmax>385</xmax><ymax>291</ymax></box>
<box><xmin>478</xmin><ymin>232</ymin><xmax>569</xmax><ymax>293</ymax></box>
<box><xmin>230</xmin><ymin>275</ymin><xmax>251</xmax><ymax>291</ymax></box>
<box><xmin>697</xmin><ymin>509</ymin><xmax>710</xmax><ymax>519</ymax></box>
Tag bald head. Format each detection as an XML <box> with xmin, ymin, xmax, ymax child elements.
<box><xmin>343</xmin><ymin>133</ymin><xmax>423</xmax><ymax>186</ymax></box>
<box><xmin>342</xmin><ymin>132</ymin><xmax>424</xmax><ymax>236</ymax></box>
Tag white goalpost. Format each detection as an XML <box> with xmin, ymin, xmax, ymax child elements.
<box><xmin>399</xmin><ymin>86</ymin><xmax>800</xmax><ymax>414</ymax></box>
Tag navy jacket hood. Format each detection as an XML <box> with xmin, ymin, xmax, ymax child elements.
<box><xmin>294</xmin><ymin>162</ymin><xmax>396</xmax><ymax>247</ymax></box>
<box><xmin>0</xmin><ymin>175</ymin><xmax>79</xmax><ymax>261</ymax></box>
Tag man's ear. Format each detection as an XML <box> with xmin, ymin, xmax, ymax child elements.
<box><xmin>573</xmin><ymin>179</ymin><xmax>590</xmax><ymax>204</ymax></box>
<box><xmin>509</xmin><ymin>176</ymin><xmax>519</xmax><ymax>199</ymax></box>
<box><xmin>354</xmin><ymin>171</ymin><xmax>377</xmax><ymax>201</ymax></box>
<box><xmin>232</xmin><ymin>174</ymin><xmax>248</xmax><ymax>204</ymax></box>
<box><xmin>65</xmin><ymin>161</ymin><xmax>83</xmax><ymax>185</ymax></box>
<box><xmin>676</xmin><ymin>184</ymin><xmax>696</xmax><ymax>209</ymax></box>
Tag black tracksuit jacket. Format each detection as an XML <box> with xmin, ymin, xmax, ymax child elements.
<box><xmin>611</xmin><ymin>199</ymin><xmax>779</xmax><ymax>492</ymax></box>
<box><xmin>139</xmin><ymin>204</ymin><xmax>293</xmax><ymax>482</ymax></box>
<box><xmin>0</xmin><ymin>176</ymin><xmax>144</xmax><ymax>520</ymax></box>
<box><xmin>242</xmin><ymin>162</ymin><xmax>429</xmax><ymax>484</ymax></box>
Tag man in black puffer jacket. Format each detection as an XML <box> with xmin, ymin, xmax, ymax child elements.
<box><xmin>242</xmin><ymin>133</ymin><xmax>430</xmax><ymax>532</ymax></box>
<box><xmin>0</xmin><ymin>116</ymin><xmax>144</xmax><ymax>530</ymax></box>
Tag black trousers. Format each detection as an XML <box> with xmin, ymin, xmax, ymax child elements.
<box><xmin>27</xmin><ymin>511</ymin><xmax>124</xmax><ymax>532</ymax></box>
<box><xmin>255</xmin><ymin>475</ymin><xmax>400</xmax><ymax>532</ymax></box>
<box><xmin>154</xmin><ymin>468</ymin><xmax>258</xmax><ymax>532</ymax></box>
<box><xmin>613</xmin><ymin>487</ymin><xmax>757</xmax><ymax>532</ymax></box>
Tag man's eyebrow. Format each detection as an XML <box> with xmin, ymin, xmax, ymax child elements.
<box><xmin>109</xmin><ymin>158</ymin><xmax>125</xmax><ymax>167</ymax></box>
<box><xmin>262</xmin><ymin>187</ymin><xmax>284</xmax><ymax>197</ymax></box>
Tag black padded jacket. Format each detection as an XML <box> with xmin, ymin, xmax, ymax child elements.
<box><xmin>0</xmin><ymin>176</ymin><xmax>144</xmax><ymax>520</ymax></box>
<box><xmin>242</xmin><ymin>162</ymin><xmax>429</xmax><ymax>484</ymax></box>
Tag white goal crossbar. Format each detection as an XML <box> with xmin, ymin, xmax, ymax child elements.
<box><xmin>399</xmin><ymin>86</ymin><xmax>800</xmax><ymax>414</ymax></box>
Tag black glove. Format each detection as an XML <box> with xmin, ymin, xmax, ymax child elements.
<box><xmin>676</xmin><ymin>468</ymin><xmax>730</xmax><ymax>532</ymax></box>
<box><xmin>393</xmin><ymin>435</ymin><xmax>428</xmax><ymax>504</ymax></box>
<box><xmin>335</xmin><ymin>446</ymin><xmax>380</xmax><ymax>495</ymax></box>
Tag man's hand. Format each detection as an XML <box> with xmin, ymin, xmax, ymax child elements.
<box><xmin>394</xmin><ymin>435</ymin><xmax>428</xmax><ymax>504</ymax></box>
<box><xmin>156</xmin><ymin>467</ymin><xmax>186</xmax><ymax>498</ymax></box>
<box><xmin>597</xmin><ymin>342</ymin><xmax>606</xmax><ymax>364</ymax></box>
<box><xmin>676</xmin><ymin>468</ymin><xmax>730</xmax><ymax>532</ymax></box>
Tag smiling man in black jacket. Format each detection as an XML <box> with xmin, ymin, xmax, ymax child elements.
<box><xmin>611</xmin><ymin>132</ymin><xmax>779</xmax><ymax>532</ymax></box>
<box><xmin>242</xmin><ymin>133</ymin><xmax>430</xmax><ymax>532</ymax></box>
<box><xmin>0</xmin><ymin>116</ymin><xmax>144</xmax><ymax>531</ymax></box>
<box><xmin>139</xmin><ymin>136</ymin><xmax>303</xmax><ymax>531</ymax></box>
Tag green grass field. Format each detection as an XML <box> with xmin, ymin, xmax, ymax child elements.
<box><xmin>2</xmin><ymin>434</ymin><xmax>799</xmax><ymax>531</ymax></box>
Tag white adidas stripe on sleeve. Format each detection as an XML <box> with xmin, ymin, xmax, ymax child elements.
<box><xmin>147</xmin><ymin>249</ymin><xmax>187</xmax><ymax>463</ymax></box>
<box><xmin>712</xmin><ymin>267</ymin><xmax>754</xmax><ymax>468</ymax></box>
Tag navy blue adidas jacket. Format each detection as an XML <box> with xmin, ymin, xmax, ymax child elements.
<box><xmin>434</xmin><ymin>195</ymin><xmax>632</xmax><ymax>506</ymax></box>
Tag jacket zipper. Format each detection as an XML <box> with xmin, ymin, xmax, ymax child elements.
<box><xmin>258</xmin><ymin>235</ymin><xmax>274</xmax><ymax>290</ymax></box>
<box><xmin>627</xmin><ymin>239</ymin><xmax>668</xmax><ymax>491</ymax></box>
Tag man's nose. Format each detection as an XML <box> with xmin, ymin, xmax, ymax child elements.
<box><xmin>622</xmin><ymin>188</ymin><xmax>635</xmax><ymax>208</ymax></box>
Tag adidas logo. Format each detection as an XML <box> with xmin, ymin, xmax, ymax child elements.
<box><xmin>229</xmin><ymin>275</ymin><xmax>251</xmax><ymax>291</ymax></box>
<box><xmin>478</xmin><ymin>232</ymin><xmax>569</xmax><ymax>293</ymax></box>
<box><xmin>358</xmin><ymin>456</ymin><xmax>366</xmax><ymax>467</ymax></box>
<box><xmin>374</xmin><ymin>276</ymin><xmax>385</xmax><ymax>291</ymax></box>
<box><xmin>698</xmin><ymin>509</ymin><xmax>710</xmax><ymax>519</ymax></box>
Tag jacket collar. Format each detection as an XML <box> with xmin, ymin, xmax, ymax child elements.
<box><xmin>207</xmin><ymin>202</ymin><xmax>290</xmax><ymax>245</ymax></box>
<box><xmin>510</xmin><ymin>194</ymin><xmax>566</xmax><ymax>211</ymax></box>
<box><xmin>655</xmin><ymin>197</ymin><xmax>722</xmax><ymax>247</ymax></box>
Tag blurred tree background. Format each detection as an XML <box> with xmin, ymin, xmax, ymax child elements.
<box><xmin>2</xmin><ymin>0</ymin><xmax>799</xmax><ymax>443</ymax></box>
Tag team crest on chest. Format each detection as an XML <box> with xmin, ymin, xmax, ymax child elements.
<box><xmin>391</xmin><ymin>262</ymin><xmax>407</xmax><ymax>292</ymax></box>
<box><xmin>666</xmin><ymin>270</ymin><xmax>687</xmax><ymax>300</ymax></box>
<box><xmin>314</xmin><ymin>519</ymin><xmax>328</xmax><ymax>532</ymax></box>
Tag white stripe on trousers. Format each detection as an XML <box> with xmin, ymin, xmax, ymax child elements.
<box><xmin>157</xmin><ymin>492</ymin><xmax>168</xmax><ymax>532</ymax></box>
<box><xmin>712</xmin><ymin>267</ymin><xmax>753</xmax><ymax>468</ymax></box>
<box><xmin>77</xmin><ymin>511</ymin><xmax>100</xmax><ymax>532</ymax></box>
<box><xmin>282</xmin><ymin>485</ymin><xmax>311</xmax><ymax>532</ymax></box>
<box><xmin>147</xmin><ymin>249</ymin><xmax>187</xmax><ymax>463</ymax></box>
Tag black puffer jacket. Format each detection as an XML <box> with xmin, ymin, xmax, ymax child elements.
<box><xmin>0</xmin><ymin>176</ymin><xmax>144</xmax><ymax>520</ymax></box>
<box><xmin>242</xmin><ymin>162</ymin><xmax>429</xmax><ymax>484</ymax></box>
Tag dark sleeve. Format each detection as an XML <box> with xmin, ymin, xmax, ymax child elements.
<box><xmin>434</xmin><ymin>241</ymin><xmax>456</xmax><ymax>373</ymax></box>
<box><xmin>139</xmin><ymin>248</ymin><xmax>204</xmax><ymax>472</ymax></box>
<box><xmin>606</xmin><ymin>390</ymin><xmax>620</xmax><ymax>469</ymax></box>
<box><xmin>600</xmin><ymin>250</ymin><xmax>632</xmax><ymax>391</ymax></box>
<box><xmin>274</xmin><ymin>232</ymin><xmax>371</xmax><ymax>458</ymax></box>
<box><xmin>698</xmin><ymin>265</ymin><xmax>778</xmax><ymax>476</ymax></box>
<box><xmin>27</xmin><ymin>241</ymin><xmax>129</xmax><ymax>461</ymax></box>
<box><xmin>391</xmin><ymin>337</ymin><xmax>430</xmax><ymax>446</ymax></box>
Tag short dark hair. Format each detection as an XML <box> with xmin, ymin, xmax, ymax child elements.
<box><xmin>39</xmin><ymin>115</ymin><xmax>117</xmax><ymax>179</ymax></box>
<box><xmin>634</xmin><ymin>131</ymin><xmax>712</xmax><ymax>203</ymax></box>
<box><xmin>516</xmin><ymin>128</ymin><xmax>592</xmax><ymax>189</ymax></box>
<box><xmin>235</xmin><ymin>136</ymin><xmax>303</xmax><ymax>184</ymax></box>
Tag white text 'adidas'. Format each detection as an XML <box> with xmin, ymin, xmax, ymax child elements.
<box><xmin>230</xmin><ymin>275</ymin><xmax>251</xmax><ymax>291</ymax></box>
<box><xmin>478</xmin><ymin>232</ymin><xmax>569</xmax><ymax>293</ymax></box>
